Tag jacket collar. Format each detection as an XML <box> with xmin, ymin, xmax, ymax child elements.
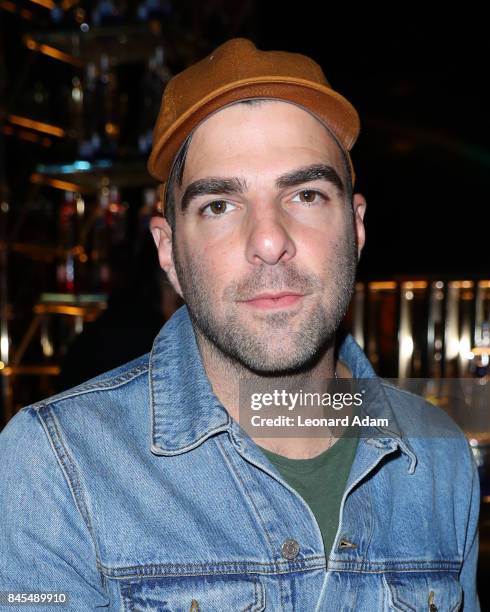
<box><xmin>149</xmin><ymin>305</ymin><xmax>231</xmax><ymax>456</ymax></box>
<box><xmin>149</xmin><ymin>305</ymin><xmax>416</xmax><ymax>471</ymax></box>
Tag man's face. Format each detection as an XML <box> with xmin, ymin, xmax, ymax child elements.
<box><xmin>164</xmin><ymin>100</ymin><xmax>366</xmax><ymax>374</ymax></box>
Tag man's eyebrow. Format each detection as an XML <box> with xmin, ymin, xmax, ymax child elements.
<box><xmin>180</xmin><ymin>177</ymin><xmax>248</xmax><ymax>212</ymax></box>
<box><xmin>180</xmin><ymin>163</ymin><xmax>344</xmax><ymax>213</ymax></box>
<box><xmin>275</xmin><ymin>163</ymin><xmax>344</xmax><ymax>193</ymax></box>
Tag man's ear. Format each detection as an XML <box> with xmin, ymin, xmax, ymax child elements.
<box><xmin>149</xmin><ymin>214</ymin><xmax>183</xmax><ymax>298</ymax></box>
<box><xmin>352</xmin><ymin>193</ymin><xmax>367</xmax><ymax>261</ymax></box>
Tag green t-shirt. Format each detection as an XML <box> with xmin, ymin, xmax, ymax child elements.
<box><xmin>259</xmin><ymin>431</ymin><xmax>359</xmax><ymax>557</ymax></box>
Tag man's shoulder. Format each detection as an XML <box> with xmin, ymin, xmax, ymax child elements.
<box><xmin>21</xmin><ymin>352</ymin><xmax>151</xmax><ymax>416</ymax></box>
<box><xmin>379</xmin><ymin>378</ymin><xmax>468</xmax><ymax>438</ymax></box>
<box><xmin>0</xmin><ymin>353</ymin><xmax>155</xmax><ymax>491</ymax></box>
<box><xmin>377</xmin><ymin>378</ymin><xmax>476</xmax><ymax>477</ymax></box>
<box><xmin>0</xmin><ymin>353</ymin><xmax>152</xmax><ymax>463</ymax></box>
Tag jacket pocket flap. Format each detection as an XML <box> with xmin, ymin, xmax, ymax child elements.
<box><xmin>121</xmin><ymin>575</ymin><xmax>265</xmax><ymax>612</ymax></box>
<box><xmin>383</xmin><ymin>573</ymin><xmax>462</xmax><ymax>612</ymax></box>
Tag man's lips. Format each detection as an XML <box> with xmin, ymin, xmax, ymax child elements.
<box><xmin>238</xmin><ymin>291</ymin><xmax>305</xmax><ymax>309</ymax></box>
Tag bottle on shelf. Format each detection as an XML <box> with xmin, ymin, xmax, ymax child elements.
<box><xmin>56</xmin><ymin>191</ymin><xmax>76</xmax><ymax>294</ymax></box>
<box><xmin>138</xmin><ymin>46</ymin><xmax>171</xmax><ymax>155</ymax></box>
<box><xmin>56</xmin><ymin>191</ymin><xmax>87</xmax><ymax>295</ymax></box>
<box><xmin>92</xmin><ymin>186</ymin><xmax>111</xmax><ymax>293</ymax></box>
<box><xmin>97</xmin><ymin>54</ymin><xmax>120</xmax><ymax>159</ymax></box>
<box><xmin>91</xmin><ymin>185</ymin><xmax>127</xmax><ymax>293</ymax></box>
<box><xmin>79</xmin><ymin>56</ymin><xmax>121</xmax><ymax>160</ymax></box>
<box><xmin>79</xmin><ymin>63</ymin><xmax>100</xmax><ymax>159</ymax></box>
<box><xmin>106</xmin><ymin>185</ymin><xmax>127</xmax><ymax>246</ymax></box>
<box><xmin>66</xmin><ymin>76</ymin><xmax>84</xmax><ymax>147</ymax></box>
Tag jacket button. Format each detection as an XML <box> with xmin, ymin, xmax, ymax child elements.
<box><xmin>281</xmin><ymin>538</ymin><xmax>300</xmax><ymax>560</ymax></box>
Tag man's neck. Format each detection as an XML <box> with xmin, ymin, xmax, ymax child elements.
<box><xmin>193</xmin><ymin>329</ymin><xmax>352</xmax><ymax>459</ymax></box>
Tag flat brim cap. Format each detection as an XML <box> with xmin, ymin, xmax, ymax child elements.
<box><xmin>147</xmin><ymin>38</ymin><xmax>361</xmax><ymax>200</ymax></box>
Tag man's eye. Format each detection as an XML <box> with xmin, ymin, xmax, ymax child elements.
<box><xmin>200</xmin><ymin>200</ymin><xmax>236</xmax><ymax>217</ymax></box>
<box><xmin>291</xmin><ymin>190</ymin><xmax>327</xmax><ymax>205</ymax></box>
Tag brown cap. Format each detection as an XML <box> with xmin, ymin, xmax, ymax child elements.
<box><xmin>147</xmin><ymin>38</ymin><xmax>360</xmax><ymax>209</ymax></box>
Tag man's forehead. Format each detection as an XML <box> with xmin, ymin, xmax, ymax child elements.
<box><xmin>182</xmin><ymin>99</ymin><xmax>345</xmax><ymax>182</ymax></box>
<box><xmin>191</xmin><ymin>98</ymin><xmax>341</xmax><ymax>142</ymax></box>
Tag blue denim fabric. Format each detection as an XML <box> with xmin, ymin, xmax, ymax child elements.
<box><xmin>0</xmin><ymin>305</ymin><xmax>480</xmax><ymax>610</ymax></box>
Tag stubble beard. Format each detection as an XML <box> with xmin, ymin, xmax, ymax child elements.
<box><xmin>173</xmin><ymin>222</ymin><xmax>358</xmax><ymax>376</ymax></box>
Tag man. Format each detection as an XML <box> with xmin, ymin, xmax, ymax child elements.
<box><xmin>0</xmin><ymin>38</ymin><xmax>480</xmax><ymax>610</ymax></box>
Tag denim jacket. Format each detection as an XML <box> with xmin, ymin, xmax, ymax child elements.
<box><xmin>0</xmin><ymin>305</ymin><xmax>480</xmax><ymax>611</ymax></box>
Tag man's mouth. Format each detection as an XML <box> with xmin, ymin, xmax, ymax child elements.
<box><xmin>238</xmin><ymin>291</ymin><xmax>305</xmax><ymax>310</ymax></box>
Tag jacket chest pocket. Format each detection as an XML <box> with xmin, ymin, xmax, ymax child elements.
<box><xmin>120</xmin><ymin>575</ymin><xmax>266</xmax><ymax>612</ymax></box>
<box><xmin>383</xmin><ymin>573</ymin><xmax>463</xmax><ymax>612</ymax></box>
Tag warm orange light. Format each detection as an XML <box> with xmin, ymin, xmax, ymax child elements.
<box><xmin>469</xmin><ymin>346</ymin><xmax>490</xmax><ymax>356</ymax></box>
<box><xmin>105</xmin><ymin>122</ymin><xmax>119</xmax><ymax>136</ymax></box>
<box><xmin>2</xmin><ymin>124</ymin><xmax>53</xmax><ymax>146</ymax></box>
<box><xmin>0</xmin><ymin>365</ymin><xmax>61</xmax><ymax>376</ymax></box>
<box><xmin>369</xmin><ymin>281</ymin><xmax>397</xmax><ymax>291</ymax></box>
<box><xmin>449</xmin><ymin>280</ymin><xmax>474</xmax><ymax>289</ymax></box>
<box><xmin>0</xmin><ymin>1</ymin><xmax>33</xmax><ymax>17</ymax></box>
<box><xmin>28</xmin><ymin>0</ymin><xmax>54</xmax><ymax>8</ymax></box>
<box><xmin>23</xmin><ymin>35</ymin><xmax>82</xmax><ymax>67</ymax></box>
<box><xmin>34</xmin><ymin>304</ymin><xmax>87</xmax><ymax>316</ymax></box>
<box><xmin>39</xmin><ymin>43</ymin><xmax>81</xmax><ymax>65</ymax></box>
<box><xmin>30</xmin><ymin>173</ymin><xmax>86</xmax><ymax>193</ymax></box>
<box><xmin>402</xmin><ymin>281</ymin><xmax>428</xmax><ymax>290</ymax></box>
<box><xmin>8</xmin><ymin>114</ymin><xmax>65</xmax><ymax>137</ymax></box>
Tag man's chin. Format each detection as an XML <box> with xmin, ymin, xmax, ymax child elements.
<box><xmin>234</xmin><ymin>353</ymin><xmax>319</xmax><ymax>376</ymax></box>
<box><xmin>228</xmin><ymin>338</ymin><xmax>323</xmax><ymax>375</ymax></box>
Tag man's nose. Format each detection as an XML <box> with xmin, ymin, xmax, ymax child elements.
<box><xmin>244</xmin><ymin>203</ymin><xmax>296</xmax><ymax>265</ymax></box>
